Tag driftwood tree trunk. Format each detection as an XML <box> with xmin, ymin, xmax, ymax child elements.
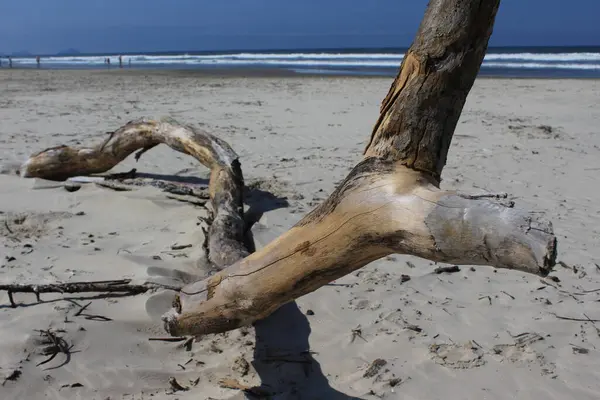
<box><xmin>19</xmin><ymin>0</ymin><xmax>557</xmax><ymax>338</ymax></box>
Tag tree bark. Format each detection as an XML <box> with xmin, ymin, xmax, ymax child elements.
<box><xmin>365</xmin><ymin>0</ymin><xmax>501</xmax><ymax>181</ymax></box>
<box><xmin>18</xmin><ymin>0</ymin><xmax>558</xmax><ymax>339</ymax></box>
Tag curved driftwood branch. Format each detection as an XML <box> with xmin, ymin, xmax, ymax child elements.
<box><xmin>20</xmin><ymin>117</ymin><xmax>248</xmax><ymax>267</ymax></box>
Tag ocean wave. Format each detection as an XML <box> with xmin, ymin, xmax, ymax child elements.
<box><xmin>485</xmin><ymin>52</ymin><xmax>600</xmax><ymax>62</ymax></box>
<box><xmin>9</xmin><ymin>52</ymin><xmax>600</xmax><ymax>71</ymax></box>
<box><xmin>483</xmin><ymin>62</ymin><xmax>600</xmax><ymax>70</ymax></box>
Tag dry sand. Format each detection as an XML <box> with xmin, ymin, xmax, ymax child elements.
<box><xmin>1</xmin><ymin>69</ymin><xmax>599</xmax><ymax>400</ymax></box>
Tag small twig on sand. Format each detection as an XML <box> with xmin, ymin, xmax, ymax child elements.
<box><xmin>351</xmin><ymin>325</ymin><xmax>367</xmax><ymax>343</ymax></box>
<box><xmin>557</xmin><ymin>261</ymin><xmax>573</xmax><ymax>270</ymax></box>
<box><xmin>73</xmin><ymin>301</ymin><xmax>92</xmax><ymax>316</ymax></box>
<box><xmin>148</xmin><ymin>337</ymin><xmax>189</xmax><ymax>342</ymax></box>
<box><xmin>539</xmin><ymin>278</ymin><xmax>600</xmax><ymax>297</ymax></box>
<box><xmin>64</xmin><ymin>299</ymin><xmax>112</xmax><ymax>321</ymax></box>
<box><xmin>166</xmin><ymin>194</ymin><xmax>207</xmax><ymax>207</ymax></box>
<box><xmin>171</xmin><ymin>244</ymin><xmax>193</xmax><ymax>251</ymax></box>
<box><xmin>459</xmin><ymin>192</ymin><xmax>508</xmax><ymax>200</ymax></box>
<box><xmin>1</xmin><ymin>279</ymin><xmax>181</xmax><ymax>307</ymax></box>
<box><xmin>500</xmin><ymin>291</ymin><xmax>515</xmax><ymax>300</ymax></box>
<box><xmin>584</xmin><ymin>314</ymin><xmax>600</xmax><ymax>337</ymax></box>
<box><xmin>4</xmin><ymin>219</ymin><xmax>14</xmax><ymax>234</ymax></box>
<box><xmin>458</xmin><ymin>192</ymin><xmax>514</xmax><ymax>207</ymax></box>
<box><xmin>178</xmin><ymin>337</ymin><xmax>194</xmax><ymax>351</ymax></box>
<box><xmin>552</xmin><ymin>313</ymin><xmax>600</xmax><ymax>323</ymax></box>
<box><xmin>479</xmin><ymin>295</ymin><xmax>492</xmax><ymax>305</ymax></box>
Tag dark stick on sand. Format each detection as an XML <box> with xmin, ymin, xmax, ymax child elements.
<box><xmin>1</xmin><ymin>279</ymin><xmax>181</xmax><ymax>307</ymax></box>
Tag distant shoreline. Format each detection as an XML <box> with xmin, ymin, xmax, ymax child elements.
<box><xmin>3</xmin><ymin>46</ymin><xmax>600</xmax><ymax>79</ymax></box>
<box><xmin>2</xmin><ymin>67</ymin><xmax>600</xmax><ymax>80</ymax></box>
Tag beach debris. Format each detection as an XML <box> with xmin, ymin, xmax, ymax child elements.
<box><xmin>0</xmin><ymin>279</ymin><xmax>181</xmax><ymax>307</ymax></box>
<box><xmin>148</xmin><ymin>336</ymin><xmax>188</xmax><ymax>342</ymax></box>
<box><xmin>571</xmin><ymin>345</ymin><xmax>589</xmax><ymax>355</ymax></box>
<box><xmin>363</xmin><ymin>358</ymin><xmax>387</xmax><ymax>378</ymax></box>
<box><xmin>404</xmin><ymin>323</ymin><xmax>422</xmax><ymax>333</ymax></box>
<box><xmin>500</xmin><ymin>290</ymin><xmax>515</xmax><ymax>300</ymax></box>
<box><xmin>434</xmin><ymin>266</ymin><xmax>461</xmax><ymax>274</ymax></box>
<box><xmin>389</xmin><ymin>377</ymin><xmax>403</xmax><ymax>387</ymax></box>
<box><xmin>350</xmin><ymin>325</ymin><xmax>367</xmax><ymax>343</ymax></box>
<box><xmin>171</xmin><ymin>243</ymin><xmax>192</xmax><ymax>250</ymax></box>
<box><xmin>178</xmin><ymin>337</ymin><xmax>194</xmax><ymax>351</ymax></box>
<box><xmin>64</xmin><ymin>299</ymin><xmax>113</xmax><ymax>321</ymax></box>
<box><xmin>168</xmin><ymin>377</ymin><xmax>188</xmax><ymax>392</ymax></box>
<box><xmin>165</xmin><ymin>193</ymin><xmax>207</xmax><ymax>206</ymax></box>
<box><xmin>552</xmin><ymin>313</ymin><xmax>600</xmax><ymax>323</ymax></box>
<box><xmin>60</xmin><ymin>382</ymin><xmax>84</xmax><ymax>389</ymax></box>
<box><xmin>508</xmin><ymin>332</ymin><xmax>544</xmax><ymax>347</ymax></box>
<box><xmin>1</xmin><ymin>369</ymin><xmax>22</xmax><ymax>386</ymax></box>
<box><xmin>34</xmin><ymin>328</ymin><xmax>74</xmax><ymax>368</ymax></box>
<box><xmin>232</xmin><ymin>356</ymin><xmax>250</xmax><ymax>376</ymax></box>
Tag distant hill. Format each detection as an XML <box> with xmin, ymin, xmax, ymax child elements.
<box><xmin>56</xmin><ymin>48</ymin><xmax>82</xmax><ymax>56</ymax></box>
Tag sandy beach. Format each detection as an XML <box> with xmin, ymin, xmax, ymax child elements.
<box><xmin>1</xmin><ymin>69</ymin><xmax>599</xmax><ymax>399</ymax></box>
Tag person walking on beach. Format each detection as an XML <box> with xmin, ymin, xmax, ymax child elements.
<box><xmin>119</xmin><ymin>55</ymin><xmax>123</xmax><ymax>68</ymax></box>
<box><xmin>8</xmin><ymin>56</ymin><xmax>12</xmax><ymax>68</ymax></box>
<box><xmin>36</xmin><ymin>56</ymin><xmax>41</xmax><ymax>68</ymax></box>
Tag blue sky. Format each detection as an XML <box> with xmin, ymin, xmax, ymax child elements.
<box><xmin>0</xmin><ymin>0</ymin><xmax>598</xmax><ymax>54</ymax></box>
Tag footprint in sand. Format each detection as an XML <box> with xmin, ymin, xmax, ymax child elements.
<box><xmin>429</xmin><ymin>342</ymin><xmax>486</xmax><ymax>369</ymax></box>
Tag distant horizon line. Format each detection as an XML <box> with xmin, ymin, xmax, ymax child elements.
<box><xmin>3</xmin><ymin>44</ymin><xmax>600</xmax><ymax>57</ymax></box>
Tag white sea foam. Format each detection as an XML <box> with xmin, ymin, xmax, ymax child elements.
<box><xmin>483</xmin><ymin>62</ymin><xmax>600</xmax><ymax>70</ymax></box>
<box><xmin>9</xmin><ymin>52</ymin><xmax>600</xmax><ymax>72</ymax></box>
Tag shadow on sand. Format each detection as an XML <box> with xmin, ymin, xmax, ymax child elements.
<box><xmin>244</xmin><ymin>207</ymin><xmax>362</xmax><ymax>399</ymax></box>
<box><xmin>250</xmin><ymin>303</ymin><xmax>363</xmax><ymax>399</ymax></box>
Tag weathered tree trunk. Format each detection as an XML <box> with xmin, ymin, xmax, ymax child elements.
<box><xmin>19</xmin><ymin>0</ymin><xmax>558</xmax><ymax>339</ymax></box>
<box><xmin>161</xmin><ymin>0</ymin><xmax>555</xmax><ymax>336</ymax></box>
<box><xmin>365</xmin><ymin>0</ymin><xmax>501</xmax><ymax>180</ymax></box>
